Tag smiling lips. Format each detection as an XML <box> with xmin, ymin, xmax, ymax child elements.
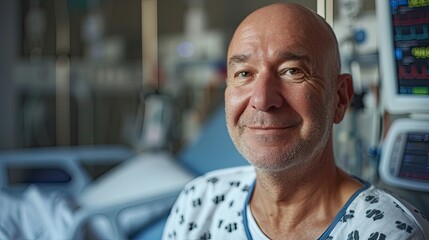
<box><xmin>245</xmin><ymin>123</ymin><xmax>299</xmax><ymax>133</ymax></box>
<box><xmin>245</xmin><ymin>121</ymin><xmax>300</xmax><ymax>129</ymax></box>
<box><xmin>247</xmin><ymin>126</ymin><xmax>289</xmax><ymax>130</ymax></box>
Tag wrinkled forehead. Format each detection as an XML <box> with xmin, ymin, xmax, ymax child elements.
<box><xmin>227</xmin><ymin>4</ymin><xmax>340</xmax><ymax>75</ymax></box>
<box><xmin>229</xmin><ymin>5</ymin><xmax>327</xmax><ymax>54</ymax></box>
<box><xmin>228</xmin><ymin>23</ymin><xmax>312</xmax><ymax>58</ymax></box>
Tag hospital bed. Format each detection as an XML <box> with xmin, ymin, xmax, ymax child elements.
<box><xmin>85</xmin><ymin>105</ymin><xmax>248</xmax><ymax>239</ymax></box>
<box><xmin>0</xmin><ymin>105</ymin><xmax>248</xmax><ymax>239</ymax></box>
<box><xmin>0</xmin><ymin>144</ymin><xmax>135</xmax><ymax>196</ymax></box>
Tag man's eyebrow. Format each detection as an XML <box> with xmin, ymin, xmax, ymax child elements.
<box><xmin>278</xmin><ymin>51</ymin><xmax>309</xmax><ymax>62</ymax></box>
<box><xmin>228</xmin><ymin>52</ymin><xmax>309</xmax><ymax>65</ymax></box>
<box><xmin>227</xmin><ymin>54</ymin><xmax>250</xmax><ymax>66</ymax></box>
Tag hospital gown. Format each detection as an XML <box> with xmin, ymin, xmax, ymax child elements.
<box><xmin>162</xmin><ymin>166</ymin><xmax>429</xmax><ymax>240</ymax></box>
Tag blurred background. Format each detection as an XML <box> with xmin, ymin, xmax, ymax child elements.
<box><xmin>0</xmin><ymin>0</ymin><xmax>428</xmax><ymax>239</ymax></box>
<box><xmin>0</xmin><ymin>0</ymin><xmax>376</xmax><ymax>152</ymax></box>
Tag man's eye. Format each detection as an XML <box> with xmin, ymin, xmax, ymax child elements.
<box><xmin>284</xmin><ymin>68</ymin><xmax>302</xmax><ymax>75</ymax></box>
<box><xmin>235</xmin><ymin>71</ymin><xmax>252</xmax><ymax>78</ymax></box>
<box><xmin>281</xmin><ymin>68</ymin><xmax>305</xmax><ymax>79</ymax></box>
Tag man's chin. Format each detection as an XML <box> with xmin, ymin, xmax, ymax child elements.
<box><xmin>242</xmin><ymin>152</ymin><xmax>296</xmax><ymax>172</ymax></box>
<box><xmin>238</xmin><ymin>141</ymin><xmax>307</xmax><ymax>170</ymax></box>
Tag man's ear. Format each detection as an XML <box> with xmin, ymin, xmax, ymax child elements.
<box><xmin>334</xmin><ymin>73</ymin><xmax>354</xmax><ymax>123</ymax></box>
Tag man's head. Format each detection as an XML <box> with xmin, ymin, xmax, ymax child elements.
<box><xmin>225</xmin><ymin>3</ymin><xmax>353</xmax><ymax>172</ymax></box>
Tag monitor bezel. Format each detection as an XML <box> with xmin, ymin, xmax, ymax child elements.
<box><xmin>376</xmin><ymin>1</ymin><xmax>429</xmax><ymax>114</ymax></box>
<box><xmin>379</xmin><ymin>118</ymin><xmax>429</xmax><ymax>191</ymax></box>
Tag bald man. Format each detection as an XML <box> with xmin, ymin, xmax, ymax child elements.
<box><xmin>163</xmin><ymin>3</ymin><xmax>429</xmax><ymax>239</ymax></box>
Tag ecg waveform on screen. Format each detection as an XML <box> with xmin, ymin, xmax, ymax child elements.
<box><xmin>394</xmin><ymin>25</ymin><xmax>429</xmax><ymax>41</ymax></box>
<box><xmin>412</xmin><ymin>47</ymin><xmax>429</xmax><ymax>58</ymax></box>
<box><xmin>398</xmin><ymin>64</ymin><xmax>429</xmax><ymax>79</ymax></box>
<box><xmin>392</xmin><ymin>2</ymin><xmax>429</xmax><ymax>94</ymax></box>
<box><xmin>393</xmin><ymin>12</ymin><xmax>429</xmax><ymax>26</ymax></box>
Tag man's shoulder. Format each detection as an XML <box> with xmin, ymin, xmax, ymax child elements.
<box><xmin>355</xmin><ymin>185</ymin><xmax>426</xmax><ymax>220</ymax></box>
<box><xmin>358</xmin><ymin>185</ymin><xmax>426</xmax><ymax>216</ymax></box>
<box><xmin>346</xmin><ymin>184</ymin><xmax>429</xmax><ymax>238</ymax></box>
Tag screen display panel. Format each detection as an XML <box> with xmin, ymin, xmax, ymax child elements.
<box><xmin>399</xmin><ymin>132</ymin><xmax>429</xmax><ymax>181</ymax></box>
<box><xmin>391</xmin><ymin>0</ymin><xmax>429</xmax><ymax>95</ymax></box>
<box><xmin>377</xmin><ymin>0</ymin><xmax>429</xmax><ymax>113</ymax></box>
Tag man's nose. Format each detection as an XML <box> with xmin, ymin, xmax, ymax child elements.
<box><xmin>250</xmin><ymin>74</ymin><xmax>283</xmax><ymax>112</ymax></box>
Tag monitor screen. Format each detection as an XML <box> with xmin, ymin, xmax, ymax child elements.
<box><xmin>379</xmin><ymin>119</ymin><xmax>429</xmax><ymax>191</ymax></box>
<box><xmin>377</xmin><ymin>1</ymin><xmax>429</xmax><ymax>113</ymax></box>
<box><xmin>399</xmin><ymin>132</ymin><xmax>429</xmax><ymax>181</ymax></box>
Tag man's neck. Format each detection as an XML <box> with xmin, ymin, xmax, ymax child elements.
<box><xmin>250</xmin><ymin>155</ymin><xmax>362</xmax><ymax>239</ymax></box>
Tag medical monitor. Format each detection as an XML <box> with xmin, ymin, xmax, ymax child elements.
<box><xmin>376</xmin><ymin>0</ymin><xmax>429</xmax><ymax>114</ymax></box>
<box><xmin>379</xmin><ymin>119</ymin><xmax>429</xmax><ymax>191</ymax></box>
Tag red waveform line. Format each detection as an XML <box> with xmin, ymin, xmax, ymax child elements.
<box><xmin>398</xmin><ymin>64</ymin><xmax>429</xmax><ymax>79</ymax></box>
<box><xmin>393</xmin><ymin>12</ymin><xmax>429</xmax><ymax>26</ymax></box>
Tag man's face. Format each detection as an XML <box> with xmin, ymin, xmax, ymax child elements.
<box><xmin>225</xmin><ymin>10</ymin><xmax>338</xmax><ymax>172</ymax></box>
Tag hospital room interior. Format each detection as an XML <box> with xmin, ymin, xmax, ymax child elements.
<box><xmin>0</xmin><ymin>0</ymin><xmax>428</xmax><ymax>239</ymax></box>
